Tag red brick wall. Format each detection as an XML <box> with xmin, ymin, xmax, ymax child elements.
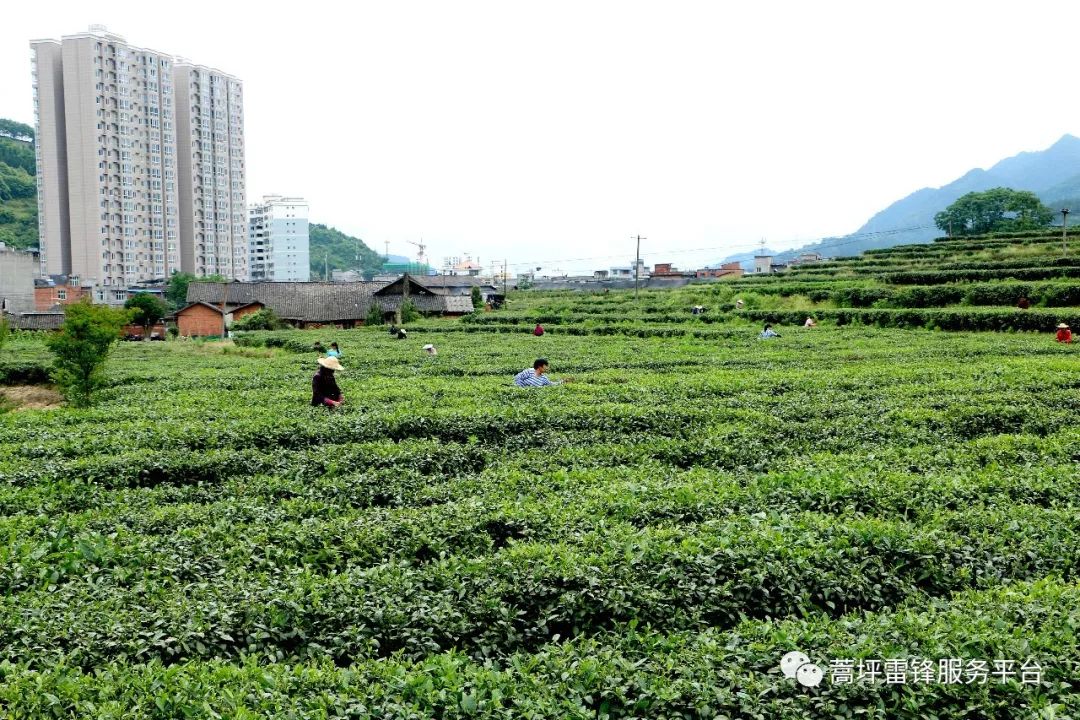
<box><xmin>34</xmin><ymin>285</ymin><xmax>89</xmax><ymax>311</ymax></box>
<box><xmin>231</xmin><ymin>303</ymin><xmax>264</xmax><ymax>321</ymax></box>
<box><xmin>177</xmin><ymin>305</ymin><xmax>224</xmax><ymax>337</ymax></box>
<box><xmin>122</xmin><ymin>323</ymin><xmax>166</xmax><ymax>336</ymax></box>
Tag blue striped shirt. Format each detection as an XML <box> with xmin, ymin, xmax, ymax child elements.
<box><xmin>514</xmin><ymin>368</ymin><xmax>559</xmax><ymax>387</ymax></box>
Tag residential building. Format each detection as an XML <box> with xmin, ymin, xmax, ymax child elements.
<box><xmin>652</xmin><ymin>262</ymin><xmax>694</xmax><ymax>278</ymax></box>
<box><xmin>695</xmin><ymin>262</ymin><xmax>744</xmax><ymax>279</ymax></box>
<box><xmin>442</xmin><ymin>256</ymin><xmax>483</xmax><ymax>276</ymax></box>
<box><xmin>177</xmin><ymin>276</ymin><xmax>474</xmax><ymax>335</ymax></box>
<box><xmin>30</xmin><ymin>26</ymin><xmax>246</xmax><ymax>292</ymax></box>
<box><xmin>610</xmin><ymin>259</ymin><xmax>648</xmax><ymax>279</ymax></box>
<box><xmin>248</xmin><ymin>195</ymin><xmax>309</xmax><ymax>281</ymax></box>
<box><xmin>174</xmin><ymin>59</ymin><xmax>246</xmax><ymax>279</ymax></box>
<box><xmin>331</xmin><ymin>270</ymin><xmax>363</xmax><ymax>282</ymax></box>
<box><xmin>34</xmin><ymin>274</ymin><xmax>92</xmax><ymax>310</ymax></box>
<box><xmin>790</xmin><ymin>252</ymin><xmax>825</xmax><ymax>266</ymax></box>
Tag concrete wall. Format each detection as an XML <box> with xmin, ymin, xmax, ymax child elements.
<box><xmin>31</xmin><ymin>40</ymin><xmax>71</xmax><ymax>277</ymax></box>
<box><xmin>269</xmin><ymin>216</ymin><xmax>309</xmax><ymax>281</ymax></box>
<box><xmin>0</xmin><ymin>248</ymin><xmax>37</xmax><ymax>313</ymax></box>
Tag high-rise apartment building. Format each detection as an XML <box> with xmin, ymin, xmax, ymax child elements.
<box><xmin>248</xmin><ymin>195</ymin><xmax>310</xmax><ymax>282</ymax></box>
<box><xmin>30</xmin><ymin>26</ymin><xmax>246</xmax><ymax>290</ymax></box>
<box><xmin>174</xmin><ymin>62</ymin><xmax>247</xmax><ymax>280</ymax></box>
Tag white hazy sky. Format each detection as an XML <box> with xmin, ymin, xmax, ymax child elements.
<box><xmin>3</xmin><ymin>1</ymin><xmax>1079</xmax><ymax>274</ymax></box>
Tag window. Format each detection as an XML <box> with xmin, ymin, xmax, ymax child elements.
<box><xmin>57</xmin><ymin>289</ymin><xmax>67</xmax><ymax>300</ymax></box>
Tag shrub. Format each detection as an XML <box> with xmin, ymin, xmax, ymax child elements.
<box><xmin>45</xmin><ymin>300</ymin><xmax>130</xmax><ymax>407</ymax></box>
<box><xmin>365</xmin><ymin>304</ymin><xmax>384</xmax><ymax>326</ymax></box>
<box><xmin>232</xmin><ymin>308</ymin><xmax>285</xmax><ymax>331</ymax></box>
<box><xmin>401</xmin><ymin>301</ymin><xmax>421</xmax><ymax>323</ymax></box>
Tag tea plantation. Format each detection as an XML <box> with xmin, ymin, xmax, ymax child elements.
<box><xmin>1</xmin><ymin>231</ymin><xmax>1078</xmax><ymax>718</ymax></box>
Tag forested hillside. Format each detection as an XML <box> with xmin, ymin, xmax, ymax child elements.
<box><xmin>0</xmin><ymin>119</ymin><xmax>37</xmax><ymax>250</ymax></box>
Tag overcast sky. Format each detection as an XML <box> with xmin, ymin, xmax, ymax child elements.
<box><xmin>3</xmin><ymin>1</ymin><xmax>1079</xmax><ymax>274</ymax></box>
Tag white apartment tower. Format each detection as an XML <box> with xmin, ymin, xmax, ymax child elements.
<box><xmin>30</xmin><ymin>26</ymin><xmax>246</xmax><ymax>287</ymax></box>
<box><xmin>248</xmin><ymin>195</ymin><xmax>310</xmax><ymax>281</ymax></box>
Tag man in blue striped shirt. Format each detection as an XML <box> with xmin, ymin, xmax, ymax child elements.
<box><xmin>514</xmin><ymin>358</ymin><xmax>562</xmax><ymax>387</ymax></box>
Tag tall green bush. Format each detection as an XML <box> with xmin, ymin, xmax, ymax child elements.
<box><xmin>401</xmin><ymin>301</ymin><xmax>421</xmax><ymax>323</ymax></box>
<box><xmin>45</xmin><ymin>301</ymin><xmax>130</xmax><ymax>407</ymax></box>
<box><xmin>231</xmin><ymin>308</ymin><xmax>284</xmax><ymax>331</ymax></box>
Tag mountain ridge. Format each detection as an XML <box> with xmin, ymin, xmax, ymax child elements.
<box><xmin>725</xmin><ymin>134</ymin><xmax>1080</xmax><ymax>266</ymax></box>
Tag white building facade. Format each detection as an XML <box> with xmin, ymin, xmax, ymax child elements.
<box><xmin>248</xmin><ymin>195</ymin><xmax>309</xmax><ymax>281</ymax></box>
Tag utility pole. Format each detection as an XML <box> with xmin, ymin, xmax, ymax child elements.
<box><xmin>220</xmin><ymin>279</ymin><xmax>230</xmax><ymax>338</ymax></box>
<box><xmin>503</xmin><ymin>259</ymin><xmax>507</xmax><ymax>297</ymax></box>
<box><xmin>1062</xmin><ymin>209</ymin><xmax>1070</xmax><ymax>256</ymax></box>
<box><xmin>324</xmin><ymin>251</ymin><xmax>329</xmax><ymax>281</ymax></box>
<box><xmin>396</xmin><ymin>271</ymin><xmax>410</xmax><ymax>326</ymax></box>
<box><xmin>632</xmin><ymin>235</ymin><xmax>645</xmax><ymax>299</ymax></box>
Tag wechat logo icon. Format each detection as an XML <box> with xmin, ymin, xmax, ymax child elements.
<box><xmin>781</xmin><ymin>650</ymin><xmax>824</xmax><ymax>688</ymax></box>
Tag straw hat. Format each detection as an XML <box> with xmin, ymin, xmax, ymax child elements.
<box><xmin>422</xmin><ymin>344</ymin><xmax>437</xmax><ymax>355</ymax></box>
<box><xmin>1057</xmin><ymin>323</ymin><xmax>1070</xmax><ymax>329</ymax></box>
<box><xmin>317</xmin><ymin>356</ymin><xmax>344</xmax><ymax>371</ymax></box>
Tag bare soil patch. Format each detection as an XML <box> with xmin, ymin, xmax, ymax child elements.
<box><xmin>0</xmin><ymin>385</ymin><xmax>64</xmax><ymax>411</ymax></box>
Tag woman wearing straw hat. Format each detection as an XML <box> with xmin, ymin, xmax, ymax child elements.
<box><xmin>1056</xmin><ymin>323</ymin><xmax>1073</xmax><ymax>343</ymax></box>
<box><xmin>312</xmin><ymin>356</ymin><xmax>344</xmax><ymax>408</ymax></box>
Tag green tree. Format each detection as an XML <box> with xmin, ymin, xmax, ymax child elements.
<box><xmin>165</xmin><ymin>272</ymin><xmax>227</xmax><ymax>309</ymax></box>
<box><xmin>0</xmin><ymin>164</ymin><xmax>36</xmax><ymax>201</ymax></box>
<box><xmin>0</xmin><ymin>315</ymin><xmax>8</xmax><ymax>352</ymax></box>
<box><xmin>471</xmin><ymin>285</ymin><xmax>483</xmax><ymax>309</ymax></box>
<box><xmin>0</xmin><ymin>138</ymin><xmax>36</xmax><ymax>175</ymax></box>
<box><xmin>165</xmin><ymin>272</ymin><xmax>194</xmax><ymax>308</ymax></box>
<box><xmin>124</xmin><ymin>293</ymin><xmax>167</xmax><ymax>336</ymax></box>
<box><xmin>935</xmin><ymin>188</ymin><xmax>1053</xmax><ymax>236</ymax></box>
<box><xmin>46</xmin><ymin>300</ymin><xmax>131</xmax><ymax>408</ymax></box>
<box><xmin>0</xmin><ymin>119</ymin><xmax>34</xmax><ymax>143</ymax></box>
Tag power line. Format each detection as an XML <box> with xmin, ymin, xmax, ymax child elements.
<box><xmin>510</xmin><ymin>223</ymin><xmax>938</xmax><ymax>272</ymax></box>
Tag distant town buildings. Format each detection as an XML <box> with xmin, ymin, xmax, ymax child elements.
<box><xmin>696</xmin><ymin>262</ymin><xmax>743</xmax><ymax>279</ymax></box>
<box><xmin>30</xmin><ymin>25</ymin><xmax>246</xmax><ymax>290</ymax></box>
<box><xmin>248</xmin><ymin>195</ymin><xmax>310</xmax><ymax>281</ymax></box>
<box><xmin>441</xmin><ymin>255</ymin><xmax>483</xmax><ymax>276</ymax></box>
<box><xmin>790</xmin><ymin>251</ymin><xmax>824</xmax><ymax>265</ymax></box>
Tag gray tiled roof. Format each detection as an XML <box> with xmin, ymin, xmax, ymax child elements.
<box><xmin>376</xmin><ymin>295</ymin><xmax>475</xmax><ymax>314</ymax></box>
<box><xmin>8</xmin><ymin>312</ymin><xmax>65</xmax><ymax>330</ymax></box>
<box><xmin>188</xmin><ymin>278</ymin><xmax>475</xmax><ymax>321</ymax></box>
<box><xmin>417</xmin><ymin>276</ymin><xmax>499</xmax><ymax>290</ymax></box>
<box><xmin>187</xmin><ymin>282</ymin><xmax>387</xmax><ymax>322</ymax></box>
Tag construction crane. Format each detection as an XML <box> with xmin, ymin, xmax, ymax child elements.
<box><xmin>406</xmin><ymin>239</ymin><xmax>427</xmax><ymax>269</ymax></box>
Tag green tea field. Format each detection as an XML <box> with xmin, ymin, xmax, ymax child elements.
<box><xmin>1</xmin><ymin>303</ymin><xmax>1079</xmax><ymax>717</ymax></box>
